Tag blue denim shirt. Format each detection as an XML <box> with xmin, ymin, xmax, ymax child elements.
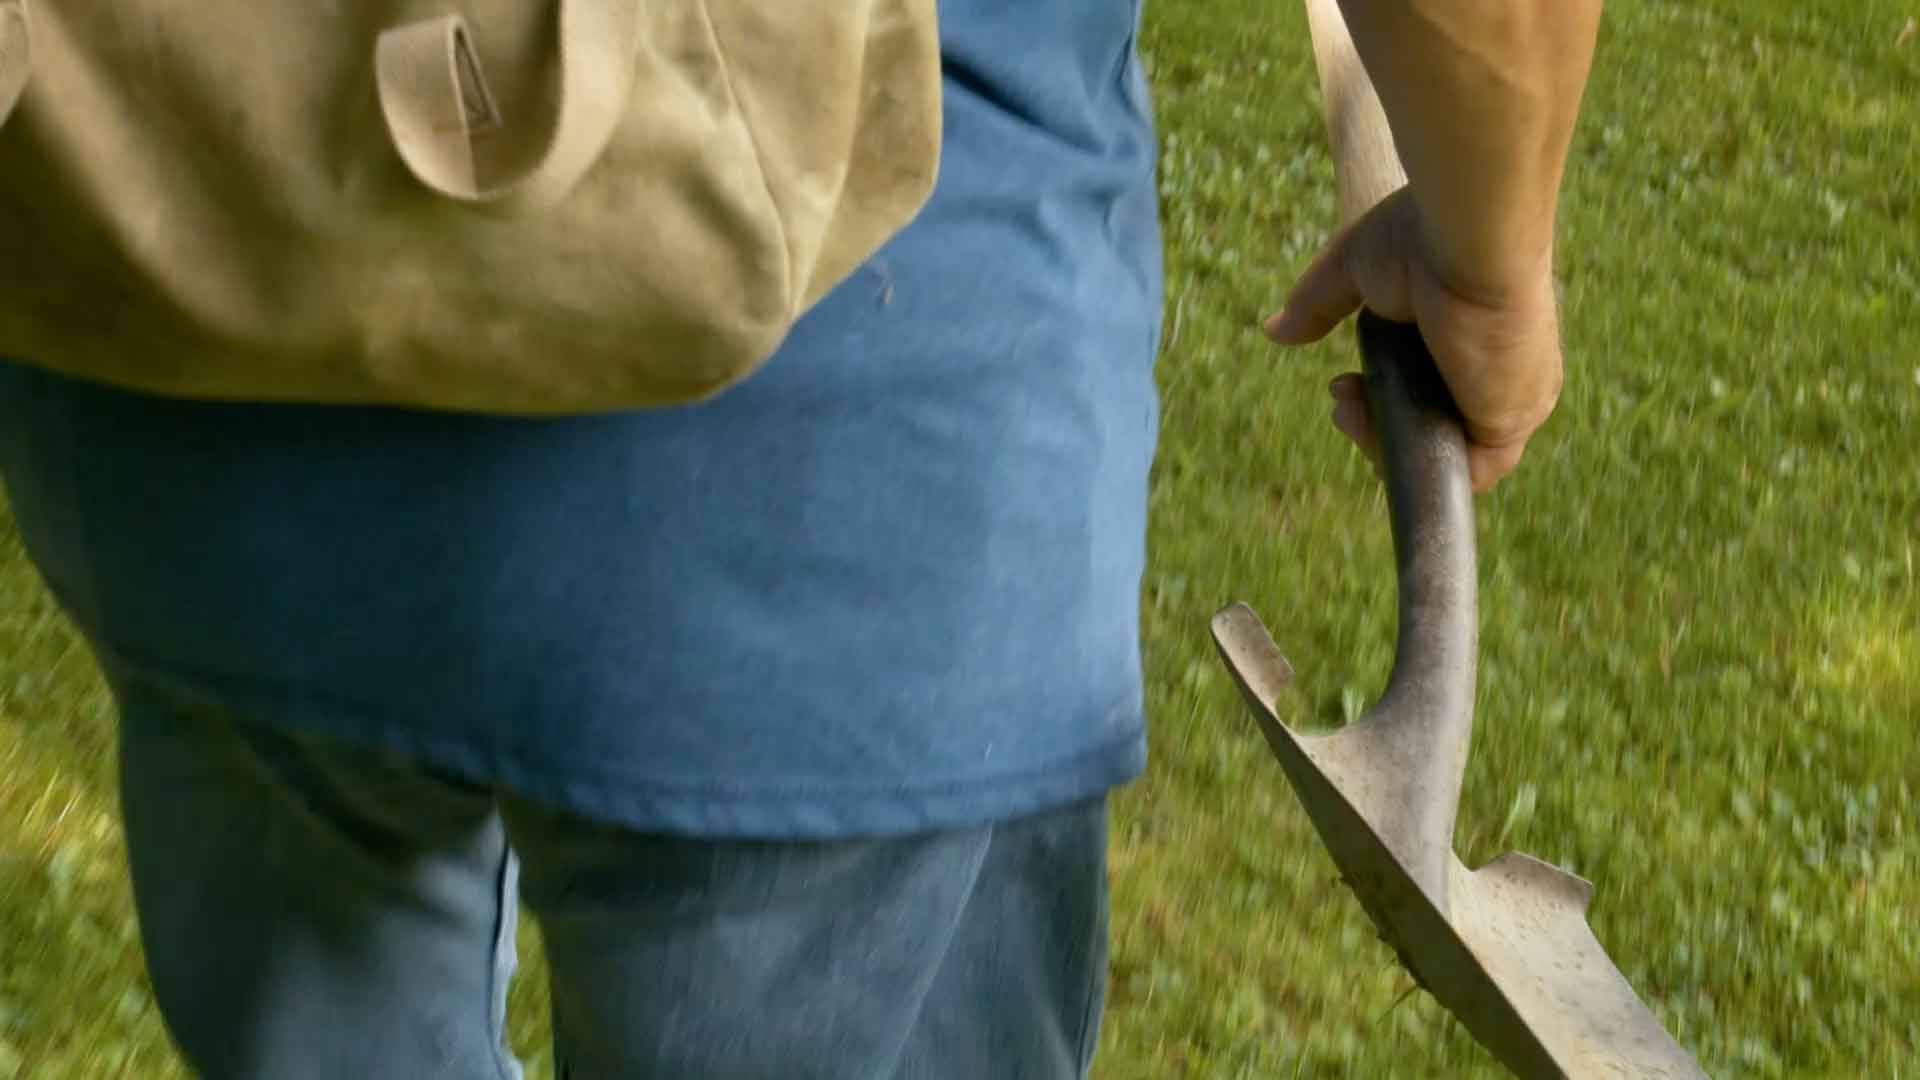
<box><xmin>0</xmin><ymin>1</ymin><xmax>1163</xmax><ymax>838</ymax></box>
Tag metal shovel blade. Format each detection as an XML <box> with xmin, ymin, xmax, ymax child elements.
<box><xmin>1214</xmin><ymin>314</ymin><xmax>1706</xmax><ymax>1079</ymax></box>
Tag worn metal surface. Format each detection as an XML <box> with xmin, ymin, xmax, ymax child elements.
<box><xmin>1212</xmin><ymin>313</ymin><xmax>1707</xmax><ymax>1078</ymax></box>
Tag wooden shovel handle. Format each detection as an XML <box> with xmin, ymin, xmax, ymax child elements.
<box><xmin>1304</xmin><ymin>0</ymin><xmax>1406</xmax><ymax>226</ymax></box>
<box><xmin>1303</xmin><ymin>0</ymin><xmax>1478</xmax><ymax>713</ymax></box>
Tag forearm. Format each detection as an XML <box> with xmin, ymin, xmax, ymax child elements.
<box><xmin>1333</xmin><ymin>0</ymin><xmax>1602</xmax><ymax>301</ymax></box>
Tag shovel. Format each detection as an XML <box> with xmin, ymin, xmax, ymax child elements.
<box><xmin>1209</xmin><ymin>2</ymin><xmax>1708</xmax><ymax>1076</ymax></box>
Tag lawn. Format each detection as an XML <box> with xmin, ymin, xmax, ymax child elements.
<box><xmin>3</xmin><ymin>0</ymin><xmax>1916</xmax><ymax>1076</ymax></box>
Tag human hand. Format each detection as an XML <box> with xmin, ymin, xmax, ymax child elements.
<box><xmin>1262</xmin><ymin>187</ymin><xmax>1563</xmax><ymax>493</ymax></box>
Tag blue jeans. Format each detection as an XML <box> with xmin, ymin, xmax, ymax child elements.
<box><xmin>110</xmin><ymin>669</ymin><xmax>1111</xmax><ymax>1078</ymax></box>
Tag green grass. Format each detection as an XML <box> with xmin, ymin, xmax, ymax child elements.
<box><xmin>4</xmin><ymin>0</ymin><xmax>1917</xmax><ymax>1075</ymax></box>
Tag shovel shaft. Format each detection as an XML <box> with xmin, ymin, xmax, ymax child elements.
<box><xmin>1303</xmin><ymin>0</ymin><xmax>1405</xmax><ymax>227</ymax></box>
<box><xmin>1304</xmin><ymin>0</ymin><xmax>1480</xmax><ymax>723</ymax></box>
<box><xmin>1359</xmin><ymin>313</ymin><xmax>1478</xmax><ymax>743</ymax></box>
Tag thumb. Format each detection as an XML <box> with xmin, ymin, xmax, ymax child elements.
<box><xmin>1263</xmin><ymin>226</ymin><xmax>1363</xmax><ymax>345</ymax></box>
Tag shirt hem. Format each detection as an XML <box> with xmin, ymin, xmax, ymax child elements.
<box><xmin>93</xmin><ymin>646</ymin><xmax>1149</xmax><ymax>841</ymax></box>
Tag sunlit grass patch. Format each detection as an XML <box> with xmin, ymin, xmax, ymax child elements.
<box><xmin>1807</xmin><ymin>599</ymin><xmax>1917</xmax><ymax>711</ymax></box>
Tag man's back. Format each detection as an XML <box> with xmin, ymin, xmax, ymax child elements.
<box><xmin>0</xmin><ymin>0</ymin><xmax>1164</xmax><ymax>838</ymax></box>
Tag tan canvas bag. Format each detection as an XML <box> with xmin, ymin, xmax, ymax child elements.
<box><xmin>0</xmin><ymin>0</ymin><xmax>940</xmax><ymax>413</ymax></box>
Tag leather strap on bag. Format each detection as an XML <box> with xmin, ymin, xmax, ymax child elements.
<box><xmin>0</xmin><ymin>0</ymin><xmax>29</xmax><ymax>127</ymax></box>
<box><xmin>376</xmin><ymin>0</ymin><xmax>641</xmax><ymax>211</ymax></box>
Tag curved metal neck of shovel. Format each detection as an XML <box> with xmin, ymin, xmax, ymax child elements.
<box><xmin>1351</xmin><ymin>310</ymin><xmax>1479</xmax><ymax>902</ymax></box>
<box><xmin>1361</xmin><ymin>311</ymin><xmax>1478</xmax><ymax>734</ymax></box>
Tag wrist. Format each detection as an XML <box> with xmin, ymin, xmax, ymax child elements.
<box><xmin>1411</xmin><ymin>203</ymin><xmax>1558</xmax><ymax>311</ymax></box>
